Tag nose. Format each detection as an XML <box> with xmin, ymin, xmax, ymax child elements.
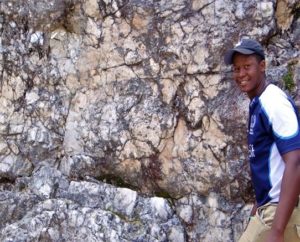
<box><xmin>235</xmin><ymin>67</ymin><xmax>246</xmax><ymax>78</ymax></box>
<box><xmin>239</xmin><ymin>70</ymin><xmax>246</xmax><ymax>78</ymax></box>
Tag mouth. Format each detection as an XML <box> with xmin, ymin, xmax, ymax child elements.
<box><xmin>238</xmin><ymin>80</ymin><xmax>248</xmax><ymax>87</ymax></box>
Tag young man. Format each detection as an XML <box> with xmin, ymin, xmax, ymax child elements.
<box><xmin>224</xmin><ymin>39</ymin><xmax>300</xmax><ymax>242</ymax></box>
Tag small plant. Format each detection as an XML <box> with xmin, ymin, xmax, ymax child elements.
<box><xmin>282</xmin><ymin>65</ymin><xmax>295</xmax><ymax>92</ymax></box>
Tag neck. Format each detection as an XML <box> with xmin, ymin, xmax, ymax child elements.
<box><xmin>248</xmin><ymin>77</ymin><xmax>268</xmax><ymax>99</ymax></box>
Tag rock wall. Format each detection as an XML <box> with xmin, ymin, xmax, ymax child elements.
<box><xmin>0</xmin><ymin>0</ymin><xmax>299</xmax><ymax>241</ymax></box>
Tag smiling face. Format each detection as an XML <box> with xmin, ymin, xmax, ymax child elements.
<box><xmin>232</xmin><ymin>53</ymin><xmax>266</xmax><ymax>99</ymax></box>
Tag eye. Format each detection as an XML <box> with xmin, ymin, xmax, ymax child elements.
<box><xmin>244</xmin><ymin>64</ymin><xmax>251</xmax><ymax>70</ymax></box>
<box><xmin>232</xmin><ymin>67</ymin><xmax>240</xmax><ymax>73</ymax></box>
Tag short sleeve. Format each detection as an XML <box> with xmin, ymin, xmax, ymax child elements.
<box><xmin>269</xmin><ymin>96</ymin><xmax>300</xmax><ymax>154</ymax></box>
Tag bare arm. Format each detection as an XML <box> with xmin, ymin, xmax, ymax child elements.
<box><xmin>266</xmin><ymin>149</ymin><xmax>300</xmax><ymax>242</ymax></box>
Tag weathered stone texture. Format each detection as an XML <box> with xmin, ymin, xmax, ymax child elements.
<box><xmin>0</xmin><ymin>0</ymin><xmax>299</xmax><ymax>241</ymax></box>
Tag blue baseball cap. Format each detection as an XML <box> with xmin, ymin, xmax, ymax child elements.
<box><xmin>224</xmin><ymin>39</ymin><xmax>265</xmax><ymax>65</ymax></box>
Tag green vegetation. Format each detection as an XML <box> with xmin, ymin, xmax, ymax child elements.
<box><xmin>282</xmin><ymin>65</ymin><xmax>295</xmax><ymax>92</ymax></box>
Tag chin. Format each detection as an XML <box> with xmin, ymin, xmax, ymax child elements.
<box><xmin>239</xmin><ymin>87</ymin><xmax>249</xmax><ymax>93</ymax></box>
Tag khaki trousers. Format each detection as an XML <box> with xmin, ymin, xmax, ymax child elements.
<box><xmin>238</xmin><ymin>202</ymin><xmax>300</xmax><ymax>242</ymax></box>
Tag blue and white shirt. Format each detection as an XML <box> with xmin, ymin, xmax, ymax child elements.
<box><xmin>248</xmin><ymin>84</ymin><xmax>300</xmax><ymax>207</ymax></box>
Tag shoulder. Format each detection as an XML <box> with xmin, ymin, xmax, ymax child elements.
<box><xmin>259</xmin><ymin>84</ymin><xmax>292</xmax><ymax>118</ymax></box>
<box><xmin>259</xmin><ymin>84</ymin><xmax>299</xmax><ymax>137</ymax></box>
<box><xmin>260</xmin><ymin>84</ymin><xmax>287</xmax><ymax>104</ymax></box>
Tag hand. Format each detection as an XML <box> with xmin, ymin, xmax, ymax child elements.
<box><xmin>265</xmin><ymin>229</ymin><xmax>284</xmax><ymax>242</ymax></box>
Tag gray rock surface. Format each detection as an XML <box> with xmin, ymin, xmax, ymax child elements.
<box><xmin>0</xmin><ymin>0</ymin><xmax>299</xmax><ymax>241</ymax></box>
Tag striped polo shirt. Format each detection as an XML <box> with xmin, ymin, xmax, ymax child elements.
<box><xmin>248</xmin><ymin>84</ymin><xmax>300</xmax><ymax>207</ymax></box>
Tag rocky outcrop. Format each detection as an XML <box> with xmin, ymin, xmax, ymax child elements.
<box><xmin>0</xmin><ymin>0</ymin><xmax>299</xmax><ymax>241</ymax></box>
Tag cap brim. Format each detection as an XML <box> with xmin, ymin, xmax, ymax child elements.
<box><xmin>224</xmin><ymin>48</ymin><xmax>255</xmax><ymax>65</ymax></box>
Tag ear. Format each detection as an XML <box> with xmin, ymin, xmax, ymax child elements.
<box><xmin>259</xmin><ymin>60</ymin><xmax>266</xmax><ymax>72</ymax></box>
